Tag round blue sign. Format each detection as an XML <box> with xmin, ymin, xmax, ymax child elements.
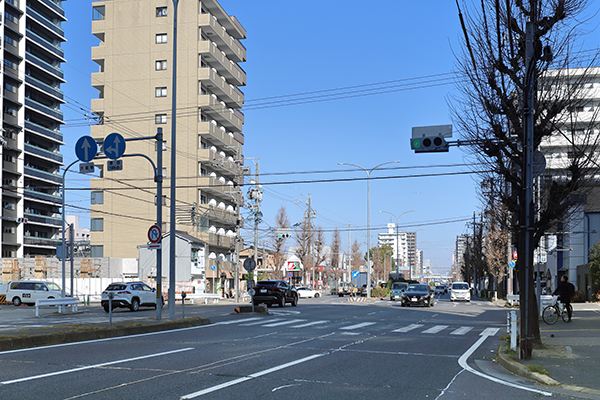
<box><xmin>352</xmin><ymin>270</ymin><xmax>360</xmax><ymax>279</ymax></box>
<box><xmin>75</xmin><ymin>136</ymin><xmax>97</xmax><ymax>162</ymax></box>
<box><xmin>103</xmin><ymin>132</ymin><xmax>126</xmax><ymax>160</ymax></box>
<box><xmin>211</xmin><ymin>265</ymin><xmax>216</xmax><ymax>271</ymax></box>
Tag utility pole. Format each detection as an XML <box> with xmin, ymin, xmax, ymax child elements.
<box><xmin>246</xmin><ymin>159</ymin><xmax>261</xmax><ymax>286</ymax></box>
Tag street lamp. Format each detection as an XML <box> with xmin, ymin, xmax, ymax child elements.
<box><xmin>338</xmin><ymin>161</ymin><xmax>401</xmax><ymax>297</ymax></box>
<box><xmin>379</xmin><ymin>210</ymin><xmax>416</xmax><ymax>279</ymax></box>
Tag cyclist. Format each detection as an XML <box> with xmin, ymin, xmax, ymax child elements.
<box><xmin>553</xmin><ymin>275</ymin><xmax>575</xmax><ymax>322</ymax></box>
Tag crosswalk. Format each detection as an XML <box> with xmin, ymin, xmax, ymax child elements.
<box><xmin>231</xmin><ymin>317</ymin><xmax>500</xmax><ymax>337</ymax></box>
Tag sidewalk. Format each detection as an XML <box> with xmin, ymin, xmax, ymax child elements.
<box><xmin>496</xmin><ymin>302</ymin><xmax>600</xmax><ymax>398</ymax></box>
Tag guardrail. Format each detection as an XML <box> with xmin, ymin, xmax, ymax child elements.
<box><xmin>175</xmin><ymin>293</ymin><xmax>221</xmax><ymax>304</ymax></box>
<box><xmin>35</xmin><ymin>297</ymin><xmax>79</xmax><ymax>317</ymax></box>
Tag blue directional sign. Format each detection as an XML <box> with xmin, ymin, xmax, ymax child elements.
<box><xmin>103</xmin><ymin>132</ymin><xmax>126</xmax><ymax>160</ymax></box>
<box><xmin>352</xmin><ymin>270</ymin><xmax>360</xmax><ymax>279</ymax></box>
<box><xmin>75</xmin><ymin>136</ymin><xmax>98</xmax><ymax>162</ymax></box>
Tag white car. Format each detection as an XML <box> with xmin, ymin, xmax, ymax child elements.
<box><xmin>295</xmin><ymin>286</ymin><xmax>321</xmax><ymax>298</ymax></box>
<box><xmin>101</xmin><ymin>282</ymin><xmax>164</xmax><ymax>312</ymax></box>
<box><xmin>450</xmin><ymin>282</ymin><xmax>471</xmax><ymax>302</ymax></box>
<box><xmin>6</xmin><ymin>280</ymin><xmax>63</xmax><ymax>306</ymax></box>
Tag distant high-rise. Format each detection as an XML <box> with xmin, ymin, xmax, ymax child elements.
<box><xmin>89</xmin><ymin>0</ymin><xmax>246</xmax><ymax>279</ymax></box>
<box><xmin>1</xmin><ymin>0</ymin><xmax>67</xmax><ymax>258</ymax></box>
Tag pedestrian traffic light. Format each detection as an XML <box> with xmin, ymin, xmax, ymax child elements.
<box><xmin>410</xmin><ymin>135</ymin><xmax>450</xmax><ymax>153</ymax></box>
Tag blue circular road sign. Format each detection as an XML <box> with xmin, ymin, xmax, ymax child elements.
<box><xmin>352</xmin><ymin>270</ymin><xmax>360</xmax><ymax>279</ymax></box>
<box><xmin>75</xmin><ymin>136</ymin><xmax>98</xmax><ymax>162</ymax></box>
<box><xmin>103</xmin><ymin>132</ymin><xmax>126</xmax><ymax>160</ymax></box>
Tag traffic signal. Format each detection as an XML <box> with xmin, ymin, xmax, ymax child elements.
<box><xmin>410</xmin><ymin>135</ymin><xmax>450</xmax><ymax>153</ymax></box>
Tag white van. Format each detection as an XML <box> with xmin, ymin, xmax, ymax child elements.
<box><xmin>6</xmin><ymin>280</ymin><xmax>62</xmax><ymax>306</ymax></box>
<box><xmin>450</xmin><ymin>282</ymin><xmax>471</xmax><ymax>302</ymax></box>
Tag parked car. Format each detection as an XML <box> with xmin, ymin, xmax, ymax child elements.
<box><xmin>434</xmin><ymin>285</ymin><xmax>447</xmax><ymax>295</ymax></box>
<box><xmin>296</xmin><ymin>286</ymin><xmax>321</xmax><ymax>298</ymax></box>
<box><xmin>252</xmin><ymin>280</ymin><xmax>298</xmax><ymax>307</ymax></box>
<box><xmin>400</xmin><ymin>284</ymin><xmax>435</xmax><ymax>307</ymax></box>
<box><xmin>333</xmin><ymin>283</ymin><xmax>352</xmax><ymax>297</ymax></box>
<box><xmin>450</xmin><ymin>282</ymin><xmax>471</xmax><ymax>302</ymax></box>
<box><xmin>101</xmin><ymin>282</ymin><xmax>164</xmax><ymax>312</ymax></box>
<box><xmin>390</xmin><ymin>281</ymin><xmax>408</xmax><ymax>301</ymax></box>
<box><xmin>6</xmin><ymin>280</ymin><xmax>63</xmax><ymax>307</ymax></box>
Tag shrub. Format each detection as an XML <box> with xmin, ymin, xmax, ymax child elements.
<box><xmin>572</xmin><ymin>290</ymin><xmax>585</xmax><ymax>303</ymax></box>
<box><xmin>371</xmin><ymin>288</ymin><xmax>390</xmax><ymax>298</ymax></box>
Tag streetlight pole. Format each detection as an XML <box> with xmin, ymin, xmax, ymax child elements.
<box><xmin>338</xmin><ymin>161</ymin><xmax>401</xmax><ymax>297</ymax></box>
<box><xmin>379</xmin><ymin>210</ymin><xmax>416</xmax><ymax>279</ymax></box>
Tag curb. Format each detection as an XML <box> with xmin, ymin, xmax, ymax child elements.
<box><xmin>0</xmin><ymin>317</ymin><xmax>210</xmax><ymax>351</ymax></box>
<box><xmin>497</xmin><ymin>351</ymin><xmax>560</xmax><ymax>386</ymax></box>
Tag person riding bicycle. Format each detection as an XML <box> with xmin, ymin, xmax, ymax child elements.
<box><xmin>553</xmin><ymin>275</ymin><xmax>575</xmax><ymax>322</ymax></box>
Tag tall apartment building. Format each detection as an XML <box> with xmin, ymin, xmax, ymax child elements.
<box><xmin>1</xmin><ymin>0</ymin><xmax>67</xmax><ymax>258</ymax></box>
<box><xmin>377</xmin><ymin>223</ymin><xmax>417</xmax><ymax>279</ymax></box>
<box><xmin>89</xmin><ymin>1</ymin><xmax>246</xmax><ymax>279</ymax></box>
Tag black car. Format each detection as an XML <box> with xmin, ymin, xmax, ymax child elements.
<box><xmin>252</xmin><ymin>280</ymin><xmax>298</xmax><ymax>307</ymax></box>
<box><xmin>401</xmin><ymin>284</ymin><xmax>434</xmax><ymax>307</ymax></box>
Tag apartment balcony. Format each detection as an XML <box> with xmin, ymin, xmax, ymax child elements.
<box><xmin>25</xmin><ymin>98</ymin><xmax>64</xmax><ymax>123</ymax></box>
<box><xmin>198</xmin><ymin>95</ymin><xmax>243</xmax><ymax>132</ymax></box>
<box><xmin>24</xmin><ymin>143</ymin><xmax>63</xmax><ymax>164</ymax></box>
<box><xmin>25</xmin><ymin>53</ymin><xmax>65</xmax><ymax>82</ymax></box>
<box><xmin>198</xmin><ymin>40</ymin><xmax>246</xmax><ymax>86</ymax></box>
<box><xmin>38</xmin><ymin>0</ymin><xmax>66</xmax><ymax>20</ymax></box>
<box><xmin>198</xmin><ymin>148</ymin><xmax>242</xmax><ymax>177</ymax></box>
<box><xmin>24</xmin><ymin>166</ymin><xmax>62</xmax><ymax>185</ymax></box>
<box><xmin>198</xmin><ymin>175</ymin><xmax>236</xmax><ymax>198</ymax></box>
<box><xmin>25</xmin><ymin>75</ymin><xmax>64</xmax><ymax>102</ymax></box>
<box><xmin>91</xmin><ymin>45</ymin><xmax>105</xmax><ymax>63</ymax></box>
<box><xmin>24</xmin><ymin>212</ymin><xmax>62</xmax><ymax>228</ymax></box>
<box><xmin>26</xmin><ymin>6</ymin><xmax>65</xmax><ymax>38</ymax></box>
<box><xmin>25</xmin><ymin>121</ymin><xmax>64</xmax><ymax>144</ymax></box>
<box><xmin>198</xmin><ymin>67</ymin><xmax>244</xmax><ymax>108</ymax></box>
<box><xmin>91</xmin><ymin>98</ymin><xmax>104</xmax><ymax>113</ymax></box>
<box><xmin>198</xmin><ymin>13</ymin><xmax>246</xmax><ymax>63</ymax></box>
<box><xmin>2</xmin><ymin>231</ymin><xmax>19</xmax><ymax>246</ymax></box>
<box><xmin>24</xmin><ymin>188</ymin><xmax>62</xmax><ymax>205</ymax></box>
<box><xmin>197</xmin><ymin>204</ymin><xmax>237</xmax><ymax>226</ymax></box>
<box><xmin>91</xmin><ymin>70</ymin><xmax>104</xmax><ymax>87</ymax></box>
<box><xmin>23</xmin><ymin>236</ymin><xmax>62</xmax><ymax>247</ymax></box>
<box><xmin>92</xmin><ymin>19</ymin><xmax>105</xmax><ymax>39</ymax></box>
<box><xmin>197</xmin><ymin>231</ymin><xmax>235</xmax><ymax>250</ymax></box>
<box><xmin>198</xmin><ymin>121</ymin><xmax>240</xmax><ymax>148</ymax></box>
<box><xmin>26</xmin><ymin>30</ymin><xmax>66</xmax><ymax>62</ymax></box>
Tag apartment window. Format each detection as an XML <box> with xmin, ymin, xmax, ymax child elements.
<box><xmin>4</xmin><ymin>107</ymin><xmax>17</xmax><ymax>116</ymax></box>
<box><xmin>91</xmin><ymin>245</ymin><xmax>103</xmax><ymax>257</ymax></box>
<box><xmin>3</xmin><ymin>153</ymin><xmax>16</xmax><ymax>163</ymax></box>
<box><xmin>5</xmin><ymin>12</ymin><xmax>16</xmax><ymax>23</ymax></box>
<box><xmin>92</xmin><ymin>5</ymin><xmax>105</xmax><ymax>21</ymax></box>
<box><xmin>4</xmin><ymin>35</ymin><xmax>16</xmax><ymax>47</ymax></box>
<box><xmin>4</xmin><ymin>226</ymin><xmax>15</xmax><ymax>234</ymax></box>
<box><xmin>155</xmin><ymin>114</ymin><xmax>167</xmax><ymax>124</ymax></box>
<box><xmin>3</xmin><ymin>201</ymin><xmax>15</xmax><ymax>210</ymax></box>
<box><xmin>91</xmin><ymin>218</ymin><xmax>104</xmax><ymax>232</ymax></box>
<box><xmin>5</xmin><ymin>82</ymin><xmax>17</xmax><ymax>93</ymax></box>
<box><xmin>156</xmin><ymin>6</ymin><xmax>168</xmax><ymax>17</ymax></box>
<box><xmin>155</xmin><ymin>60</ymin><xmax>167</xmax><ymax>70</ymax></box>
<box><xmin>91</xmin><ymin>191</ymin><xmax>104</xmax><ymax>205</ymax></box>
<box><xmin>155</xmin><ymin>87</ymin><xmax>167</xmax><ymax>97</ymax></box>
<box><xmin>156</xmin><ymin>33</ymin><xmax>167</xmax><ymax>44</ymax></box>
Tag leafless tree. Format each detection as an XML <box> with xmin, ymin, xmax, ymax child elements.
<box><xmin>453</xmin><ymin>0</ymin><xmax>600</xmax><ymax>346</ymax></box>
<box><xmin>329</xmin><ymin>228</ymin><xmax>342</xmax><ymax>289</ymax></box>
<box><xmin>294</xmin><ymin>217</ymin><xmax>313</xmax><ymax>282</ymax></box>
<box><xmin>271</xmin><ymin>205</ymin><xmax>290</xmax><ymax>273</ymax></box>
<box><xmin>351</xmin><ymin>239</ymin><xmax>362</xmax><ymax>271</ymax></box>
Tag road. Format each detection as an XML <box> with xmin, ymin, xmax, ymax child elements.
<box><xmin>0</xmin><ymin>293</ymin><xmax>567</xmax><ymax>399</ymax></box>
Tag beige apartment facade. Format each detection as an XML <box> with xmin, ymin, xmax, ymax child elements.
<box><xmin>89</xmin><ymin>0</ymin><xmax>246</xmax><ymax>280</ymax></box>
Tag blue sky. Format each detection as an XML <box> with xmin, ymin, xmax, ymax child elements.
<box><xmin>59</xmin><ymin>1</ymin><xmax>600</xmax><ymax>274</ymax></box>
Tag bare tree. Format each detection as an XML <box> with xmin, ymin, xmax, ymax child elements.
<box><xmin>329</xmin><ymin>228</ymin><xmax>342</xmax><ymax>289</ymax></box>
<box><xmin>351</xmin><ymin>239</ymin><xmax>362</xmax><ymax>271</ymax></box>
<box><xmin>294</xmin><ymin>217</ymin><xmax>313</xmax><ymax>283</ymax></box>
<box><xmin>312</xmin><ymin>226</ymin><xmax>328</xmax><ymax>286</ymax></box>
<box><xmin>271</xmin><ymin>205</ymin><xmax>290</xmax><ymax>275</ymax></box>
<box><xmin>454</xmin><ymin>0</ymin><xmax>600</xmax><ymax>348</ymax></box>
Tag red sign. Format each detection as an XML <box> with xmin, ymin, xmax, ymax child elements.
<box><xmin>512</xmin><ymin>250</ymin><xmax>518</xmax><ymax>261</ymax></box>
<box><xmin>148</xmin><ymin>224</ymin><xmax>162</xmax><ymax>243</ymax></box>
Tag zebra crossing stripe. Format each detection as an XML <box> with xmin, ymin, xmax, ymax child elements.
<box><xmin>422</xmin><ymin>325</ymin><xmax>449</xmax><ymax>334</ymax></box>
<box><xmin>290</xmin><ymin>320</ymin><xmax>329</xmax><ymax>328</ymax></box>
<box><xmin>393</xmin><ymin>324</ymin><xmax>424</xmax><ymax>333</ymax></box>
<box><xmin>340</xmin><ymin>322</ymin><xmax>376</xmax><ymax>330</ymax></box>
<box><xmin>239</xmin><ymin>318</ymin><xmax>283</xmax><ymax>326</ymax></box>
<box><xmin>480</xmin><ymin>327</ymin><xmax>500</xmax><ymax>336</ymax></box>
<box><xmin>262</xmin><ymin>319</ymin><xmax>306</xmax><ymax>327</ymax></box>
<box><xmin>450</xmin><ymin>326</ymin><xmax>474</xmax><ymax>335</ymax></box>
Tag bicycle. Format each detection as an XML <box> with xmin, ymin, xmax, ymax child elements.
<box><xmin>542</xmin><ymin>295</ymin><xmax>571</xmax><ymax>325</ymax></box>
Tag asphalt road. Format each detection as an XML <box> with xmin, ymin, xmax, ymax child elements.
<box><xmin>0</xmin><ymin>294</ymin><xmax>574</xmax><ymax>399</ymax></box>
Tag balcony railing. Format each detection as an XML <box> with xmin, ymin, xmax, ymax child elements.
<box><xmin>24</xmin><ymin>166</ymin><xmax>62</xmax><ymax>184</ymax></box>
<box><xmin>24</xmin><ymin>143</ymin><xmax>63</xmax><ymax>163</ymax></box>
<box><xmin>26</xmin><ymin>53</ymin><xmax>65</xmax><ymax>80</ymax></box>
<box><xmin>24</xmin><ymin>188</ymin><xmax>62</xmax><ymax>204</ymax></box>
<box><xmin>25</xmin><ymin>75</ymin><xmax>64</xmax><ymax>101</ymax></box>
<box><xmin>25</xmin><ymin>120</ymin><xmax>64</xmax><ymax>143</ymax></box>
<box><xmin>25</xmin><ymin>29</ymin><xmax>65</xmax><ymax>60</ymax></box>
<box><xmin>25</xmin><ymin>98</ymin><xmax>64</xmax><ymax>122</ymax></box>
<box><xmin>26</xmin><ymin>6</ymin><xmax>65</xmax><ymax>38</ymax></box>
<box><xmin>38</xmin><ymin>0</ymin><xmax>65</xmax><ymax>19</ymax></box>
<box><xmin>24</xmin><ymin>212</ymin><xmax>62</xmax><ymax>227</ymax></box>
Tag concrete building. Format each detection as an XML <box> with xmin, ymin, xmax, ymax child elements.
<box><xmin>1</xmin><ymin>0</ymin><xmax>67</xmax><ymax>258</ymax></box>
<box><xmin>88</xmin><ymin>0</ymin><xmax>246</xmax><ymax>281</ymax></box>
<box><xmin>377</xmin><ymin>223</ymin><xmax>417</xmax><ymax>279</ymax></box>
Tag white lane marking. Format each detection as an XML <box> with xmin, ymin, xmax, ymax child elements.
<box><xmin>450</xmin><ymin>327</ymin><xmax>473</xmax><ymax>335</ymax></box>
<box><xmin>0</xmin><ymin>317</ymin><xmax>259</xmax><ymax>355</ymax></box>
<box><xmin>339</xmin><ymin>322</ymin><xmax>376</xmax><ymax>330</ymax></box>
<box><xmin>240</xmin><ymin>318</ymin><xmax>283</xmax><ymax>326</ymax></box>
<box><xmin>422</xmin><ymin>325</ymin><xmax>448</xmax><ymax>334</ymax></box>
<box><xmin>290</xmin><ymin>320</ymin><xmax>328</xmax><ymax>328</ymax></box>
<box><xmin>480</xmin><ymin>327</ymin><xmax>500</xmax><ymax>336</ymax></box>
<box><xmin>181</xmin><ymin>353</ymin><xmax>326</xmax><ymax>398</ymax></box>
<box><xmin>457</xmin><ymin>328</ymin><xmax>552</xmax><ymax>397</ymax></box>
<box><xmin>392</xmin><ymin>324</ymin><xmax>424</xmax><ymax>333</ymax></box>
<box><xmin>1</xmin><ymin>347</ymin><xmax>194</xmax><ymax>385</ymax></box>
<box><xmin>262</xmin><ymin>319</ymin><xmax>305</xmax><ymax>327</ymax></box>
